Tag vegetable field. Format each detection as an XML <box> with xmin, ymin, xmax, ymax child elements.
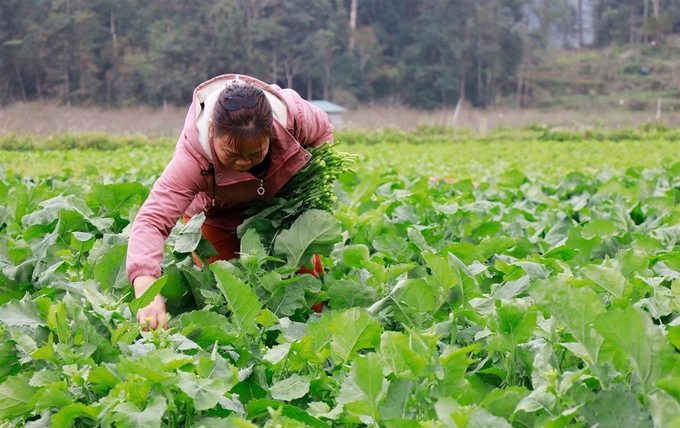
<box><xmin>1</xmin><ymin>127</ymin><xmax>680</xmax><ymax>427</ymax></box>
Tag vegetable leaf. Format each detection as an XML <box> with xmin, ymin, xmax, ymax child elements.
<box><xmin>594</xmin><ymin>306</ymin><xmax>676</xmax><ymax>395</ymax></box>
<box><xmin>113</xmin><ymin>395</ymin><xmax>167</xmax><ymax>428</ymax></box>
<box><xmin>211</xmin><ymin>261</ymin><xmax>262</xmax><ymax>335</ymax></box>
<box><xmin>129</xmin><ymin>275</ymin><xmax>168</xmax><ymax>314</ymax></box>
<box><xmin>273</xmin><ymin>210</ymin><xmax>342</xmax><ymax>268</ymax></box>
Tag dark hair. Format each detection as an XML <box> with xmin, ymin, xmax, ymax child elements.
<box><xmin>212</xmin><ymin>80</ymin><xmax>273</xmax><ymax>154</ymax></box>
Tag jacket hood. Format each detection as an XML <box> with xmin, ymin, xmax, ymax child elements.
<box><xmin>191</xmin><ymin>74</ymin><xmax>289</xmax><ymax>162</ymax></box>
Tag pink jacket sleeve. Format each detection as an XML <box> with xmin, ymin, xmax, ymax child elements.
<box><xmin>281</xmin><ymin>89</ymin><xmax>334</xmax><ymax>148</ymax></box>
<box><xmin>126</xmin><ymin>143</ymin><xmax>202</xmax><ymax>284</ymax></box>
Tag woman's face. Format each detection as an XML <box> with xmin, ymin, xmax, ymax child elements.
<box><xmin>210</xmin><ymin>120</ymin><xmax>269</xmax><ymax>172</ymax></box>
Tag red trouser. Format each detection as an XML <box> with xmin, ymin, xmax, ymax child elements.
<box><xmin>184</xmin><ymin>216</ymin><xmax>325</xmax><ymax>312</ymax></box>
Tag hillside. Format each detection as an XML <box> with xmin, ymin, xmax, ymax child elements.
<box><xmin>519</xmin><ymin>41</ymin><xmax>680</xmax><ymax>112</ymax></box>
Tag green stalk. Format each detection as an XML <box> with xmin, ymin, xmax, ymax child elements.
<box><xmin>238</xmin><ymin>142</ymin><xmax>357</xmax><ymax>247</ymax></box>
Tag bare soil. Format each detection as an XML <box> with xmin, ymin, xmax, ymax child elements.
<box><xmin>1</xmin><ymin>101</ymin><xmax>679</xmax><ymax>137</ymax></box>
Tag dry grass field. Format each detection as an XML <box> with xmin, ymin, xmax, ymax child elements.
<box><xmin>1</xmin><ymin>101</ymin><xmax>679</xmax><ymax>136</ymax></box>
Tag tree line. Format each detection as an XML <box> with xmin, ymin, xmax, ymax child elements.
<box><xmin>1</xmin><ymin>0</ymin><xmax>679</xmax><ymax>109</ymax></box>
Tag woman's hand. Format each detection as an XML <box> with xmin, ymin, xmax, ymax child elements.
<box><xmin>133</xmin><ymin>275</ymin><xmax>168</xmax><ymax>330</ymax></box>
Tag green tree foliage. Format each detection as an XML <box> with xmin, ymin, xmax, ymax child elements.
<box><xmin>1</xmin><ymin>0</ymin><xmax>678</xmax><ymax>108</ymax></box>
<box><xmin>594</xmin><ymin>0</ymin><xmax>680</xmax><ymax>45</ymax></box>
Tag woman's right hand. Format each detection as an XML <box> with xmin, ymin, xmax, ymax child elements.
<box><xmin>133</xmin><ymin>275</ymin><xmax>168</xmax><ymax>330</ymax></box>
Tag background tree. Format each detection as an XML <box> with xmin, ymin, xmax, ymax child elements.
<box><xmin>0</xmin><ymin>0</ymin><xmax>678</xmax><ymax>108</ymax></box>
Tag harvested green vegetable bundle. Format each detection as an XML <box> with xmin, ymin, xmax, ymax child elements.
<box><xmin>237</xmin><ymin>142</ymin><xmax>357</xmax><ymax>248</ymax></box>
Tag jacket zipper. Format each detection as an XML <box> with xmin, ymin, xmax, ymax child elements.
<box><xmin>200</xmin><ymin>164</ymin><xmax>217</xmax><ymax>208</ymax></box>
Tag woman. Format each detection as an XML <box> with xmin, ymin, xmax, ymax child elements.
<box><xmin>127</xmin><ymin>74</ymin><xmax>333</xmax><ymax>329</ymax></box>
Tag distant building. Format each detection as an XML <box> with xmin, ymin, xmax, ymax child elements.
<box><xmin>524</xmin><ymin>0</ymin><xmax>595</xmax><ymax>48</ymax></box>
<box><xmin>309</xmin><ymin>100</ymin><xmax>346</xmax><ymax>127</ymax></box>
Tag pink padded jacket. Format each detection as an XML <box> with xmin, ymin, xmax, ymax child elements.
<box><xmin>126</xmin><ymin>74</ymin><xmax>333</xmax><ymax>284</ymax></box>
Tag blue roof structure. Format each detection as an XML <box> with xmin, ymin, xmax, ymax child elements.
<box><xmin>309</xmin><ymin>100</ymin><xmax>346</xmax><ymax>113</ymax></box>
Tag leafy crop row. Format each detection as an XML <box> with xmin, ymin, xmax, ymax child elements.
<box><xmin>1</xmin><ymin>139</ymin><xmax>680</xmax><ymax>426</ymax></box>
<box><xmin>1</xmin><ymin>123</ymin><xmax>678</xmax><ymax>152</ymax></box>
